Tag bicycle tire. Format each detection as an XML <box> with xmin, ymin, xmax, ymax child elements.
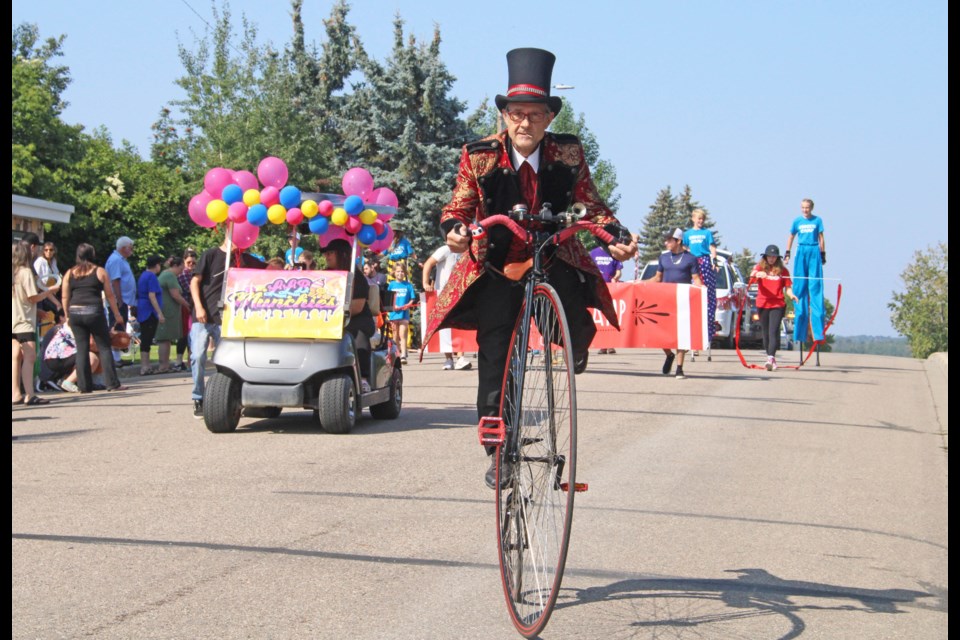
<box><xmin>495</xmin><ymin>283</ymin><xmax>577</xmax><ymax>637</ymax></box>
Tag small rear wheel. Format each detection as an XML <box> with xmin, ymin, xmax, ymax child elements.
<box><xmin>318</xmin><ymin>374</ymin><xmax>356</xmax><ymax>434</ymax></box>
<box><xmin>369</xmin><ymin>367</ymin><xmax>402</xmax><ymax>419</ymax></box>
<box><xmin>204</xmin><ymin>372</ymin><xmax>242</xmax><ymax>433</ymax></box>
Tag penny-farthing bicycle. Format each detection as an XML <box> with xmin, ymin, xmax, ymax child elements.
<box><xmin>467</xmin><ymin>203</ymin><xmax>622</xmax><ymax>637</ymax></box>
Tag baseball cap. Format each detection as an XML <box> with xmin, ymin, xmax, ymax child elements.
<box><xmin>116</xmin><ymin>236</ymin><xmax>134</xmax><ymax>249</ymax></box>
<box><xmin>663</xmin><ymin>228</ymin><xmax>683</xmax><ymax>241</ymax></box>
<box><xmin>288</xmin><ymin>231</ymin><xmax>301</xmax><ymax>240</ymax></box>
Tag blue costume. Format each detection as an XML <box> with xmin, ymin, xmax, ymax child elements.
<box><xmin>789</xmin><ymin>215</ymin><xmax>825</xmax><ymax>342</ymax></box>
<box><xmin>683</xmin><ymin>228</ymin><xmax>717</xmax><ymax>341</ymax></box>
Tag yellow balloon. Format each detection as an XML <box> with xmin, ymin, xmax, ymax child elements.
<box><xmin>243</xmin><ymin>189</ymin><xmax>261</xmax><ymax>206</ymax></box>
<box><xmin>267</xmin><ymin>204</ymin><xmax>288</xmax><ymax>225</ymax></box>
<box><xmin>206</xmin><ymin>199</ymin><xmax>229</xmax><ymax>223</ymax></box>
<box><xmin>331</xmin><ymin>207</ymin><xmax>348</xmax><ymax>226</ymax></box>
<box><xmin>301</xmin><ymin>199</ymin><xmax>319</xmax><ymax>218</ymax></box>
<box><xmin>359</xmin><ymin>208</ymin><xmax>378</xmax><ymax>225</ymax></box>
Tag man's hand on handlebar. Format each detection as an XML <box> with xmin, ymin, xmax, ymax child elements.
<box><xmin>607</xmin><ymin>233</ymin><xmax>638</xmax><ymax>263</ymax></box>
<box><xmin>446</xmin><ymin>223</ymin><xmax>471</xmax><ymax>253</ymax></box>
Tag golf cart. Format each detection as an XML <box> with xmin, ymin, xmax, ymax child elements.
<box><xmin>203</xmin><ymin>195</ymin><xmax>403</xmax><ymax>434</ymax></box>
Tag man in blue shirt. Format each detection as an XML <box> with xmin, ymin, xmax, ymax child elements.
<box><xmin>784</xmin><ymin>198</ymin><xmax>826</xmax><ymax>343</ymax></box>
<box><xmin>105</xmin><ymin>236</ymin><xmax>137</xmax><ymax>366</ymax></box>
<box><xmin>652</xmin><ymin>228</ymin><xmax>702</xmax><ymax>379</ymax></box>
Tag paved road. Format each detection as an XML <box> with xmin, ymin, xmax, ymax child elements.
<box><xmin>12</xmin><ymin>349</ymin><xmax>948</xmax><ymax>639</ymax></box>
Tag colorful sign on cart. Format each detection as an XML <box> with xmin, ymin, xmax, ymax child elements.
<box><xmin>222</xmin><ymin>268</ymin><xmax>348</xmax><ymax>339</ymax></box>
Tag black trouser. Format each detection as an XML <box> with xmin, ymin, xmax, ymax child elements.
<box><xmin>476</xmin><ymin>260</ymin><xmax>595</xmax><ymax>448</ymax></box>
<box><xmin>69</xmin><ymin>312</ymin><xmax>121</xmax><ymax>392</ymax></box>
<box><xmin>760</xmin><ymin>306</ymin><xmax>786</xmax><ymax>357</ymax></box>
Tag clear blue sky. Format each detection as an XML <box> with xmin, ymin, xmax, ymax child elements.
<box><xmin>13</xmin><ymin>0</ymin><xmax>947</xmax><ymax>337</ymax></box>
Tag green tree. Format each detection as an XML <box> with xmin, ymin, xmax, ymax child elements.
<box><xmin>732</xmin><ymin>247</ymin><xmax>755</xmax><ymax>278</ymax></box>
<box><xmin>888</xmin><ymin>243</ymin><xmax>948</xmax><ymax>358</ymax></box>
<box><xmin>549</xmin><ymin>97</ymin><xmax>620</xmax><ymax>212</ymax></box>
<box><xmin>12</xmin><ymin>23</ymin><xmax>85</xmax><ymax>200</ymax></box>
<box><xmin>637</xmin><ymin>186</ymin><xmax>675</xmax><ymax>262</ymax></box>
<box><xmin>336</xmin><ymin>16</ymin><xmax>469</xmax><ymax>260</ymax></box>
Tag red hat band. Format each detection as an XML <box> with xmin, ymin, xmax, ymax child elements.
<box><xmin>507</xmin><ymin>84</ymin><xmax>548</xmax><ymax>99</ymax></box>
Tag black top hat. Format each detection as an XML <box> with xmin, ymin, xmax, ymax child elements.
<box><xmin>495</xmin><ymin>48</ymin><xmax>563</xmax><ymax>115</ymax></box>
<box><xmin>763</xmin><ymin>244</ymin><xmax>781</xmax><ymax>258</ymax></box>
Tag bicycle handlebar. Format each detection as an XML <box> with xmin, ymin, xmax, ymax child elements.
<box><xmin>460</xmin><ymin>212</ymin><xmax>617</xmax><ymax>250</ymax></box>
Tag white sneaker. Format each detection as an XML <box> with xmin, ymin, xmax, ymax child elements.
<box><xmin>443</xmin><ymin>358</ymin><xmax>454</xmax><ymax>370</ymax></box>
<box><xmin>61</xmin><ymin>379</ymin><xmax>80</xmax><ymax>393</ymax></box>
<box><xmin>765</xmin><ymin>356</ymin><xmax>774</xmax><ymax>371</ymax></box>
<box><xmin>454</xmin><ymin>356</ymin><xmax>472</xmax><ymax>370</ymax></box>
<box><xmin>770</xmin><ymin>357</ymin><xmax>778</xmax><ymax>371</ymax></box>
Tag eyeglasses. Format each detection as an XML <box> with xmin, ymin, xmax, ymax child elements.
<box><xmin>504</xmin><ymin>109</ymin><xmax>549</xmax><ymax>124</ymax></box>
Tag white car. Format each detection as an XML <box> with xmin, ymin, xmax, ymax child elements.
<box><xmin>637</xmin><ymin>249</ymin><xmax>747</xmax><ymax>349</ymax></box>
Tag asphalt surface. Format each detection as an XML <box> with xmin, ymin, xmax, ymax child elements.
<box><xmin>12</xmin><ymin>349</ymin><xmax>948</xmax><ymax>639</ymax></box>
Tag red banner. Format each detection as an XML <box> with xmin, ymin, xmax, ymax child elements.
<box><xmin>420</xmin><ymin>281</ymin><xmax>706</xmax><ymax>353</ymax></box>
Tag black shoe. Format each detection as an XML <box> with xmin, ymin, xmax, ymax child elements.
<box><xmin>573</xmin><ymin>350</ymin><xmax>588</xmax><ymax>374</ymax></box>
<box><xmin>662</xmin><ymin>352</ymin><xmax>676</xmax><ymax>375</ymax></box>
<box><xmin>92</xmin><ymin>383</ymin><xmax>107</xmax><ymax>391</ymax></box>
<box><xmin>484</xmin><ymin>456</ymin><xmax>513</xmax><ymax>490</ymax></box>
<box><xmin>193</xmin><ymin>400</ymin><xmax>204</xmax><ymax>419</ymax></box>
<box><xmin>675</xmin><ymin>366</ymin><xmax>686</xmax><ymax>380</ymax></box>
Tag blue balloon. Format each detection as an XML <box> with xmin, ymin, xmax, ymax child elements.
<box><xmin>279</xmin><ymin>185</ymin><xmax>302</xmax><ymax>209</ymax></box>
<box><xmin>343</xmin><ymin>194</ymin><xmax>364</xmax><ymax>216</ymax></box>
<box><xmin>221</xmin><ymin>184</ymin><xmax>243</xmax><ymax>205</ymax></box>
<box><xmin>309</xmin><ymin>216</ymin><xmax>330</xmax><ymax>235</ymax></box>
<box><xmin>246</xmin><ymin>203</ymin><xmax>268</xmax><ymax>226</ymax></box>
<box><xmin>357</xmin><ymin>225</ymin><xmax>376</xmax><ymax>246</ymax></box>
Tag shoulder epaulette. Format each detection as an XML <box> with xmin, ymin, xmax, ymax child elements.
<box><xmin>465</xmin><ymin>138</ymin><xmax>501</xmax><ymax>154</ymax></box>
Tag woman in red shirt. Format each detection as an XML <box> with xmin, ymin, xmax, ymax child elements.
<box><xmin>750</xmin><ymin>245</ymin><xmax>799</xmax><ymax>371</ymax></box>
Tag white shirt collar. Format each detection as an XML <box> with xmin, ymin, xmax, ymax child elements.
<box><xmin>511</xmin><ymin>144</ymin><xmax>541</xmax><ymax>173</ymax></box>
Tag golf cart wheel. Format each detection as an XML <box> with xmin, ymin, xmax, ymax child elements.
<box><xmin>204</xmin><ymin>372</ymin><xmax>241</xmax><ymax>433</ymax></box>
<box><xmin>370</xmin><ymin>367</ymin><xmax>403</xmax><ymax>420</ymax></box>
<box><xmin>318</xmin><ymin>374</ymin><xmax>356</xmax><ymax>434</ymax></box>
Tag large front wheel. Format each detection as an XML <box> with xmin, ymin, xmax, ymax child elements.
<box><xmin>496</xmin><ymin>283</ymin><xmax>577</xmax><ymax>638</ymax></box>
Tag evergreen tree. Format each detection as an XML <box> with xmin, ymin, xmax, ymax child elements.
<box><xmin>888</xmin><ymin>243</ymin><xmax>948</xmax><ymax>358</ymax></box>
<box><xmin>637</xmin><ymin>186</ymin><xmax>676</xmax><ymax>262</ymax></box>
<box><xmin>336</xmin><ymin>17</ymin><xmax>471</xmax><ymax>259</ymax></box>
<box><xmin>732</xmin><ymin>247</ymin><xmax>756</xmax><ymax>279</ymax></box>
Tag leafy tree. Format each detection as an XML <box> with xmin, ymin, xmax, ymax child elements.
<box><xmin>12</xmin><ymin>23</ymin><xmax>85</xmax><ymax>200</ymax></box>
<box><xmin>637</xmin><ymin>186</ymin><xmax>675</xmax><ymax>262</ymax></box>
<box><xmin>731</xmin><ymin>247</ymin><xmax>756</xmax><ymax>278</ymax></box>
<box><xmin>888</xmin><ymin>243</ymin><xmax>948</xmax><ymax>358</ymax></box>
<box><xmin>549</xmin><ymin>98</ymin><xmax>620</xmax><ymax>212</ymax></box>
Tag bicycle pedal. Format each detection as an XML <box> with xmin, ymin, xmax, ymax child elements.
<box><xmin>477</xmin><ymin>416</ymin><xmax>506</xmax><ymax>447</ymax></box>
<box><xmin>559</xmin><ymin>482</ymin><xmax>589</xmax><ymax>492</ymax></box>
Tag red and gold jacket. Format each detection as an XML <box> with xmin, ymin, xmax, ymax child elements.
<box><xmin>423</xmin><ymin>130</ymin><xmax>623</xmax><ymax>344</ymax></box>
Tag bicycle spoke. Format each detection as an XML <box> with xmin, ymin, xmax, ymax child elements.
<box><xmin>497</xmin><ymin>285</ymin><xmax>576</xmax><ymax>637</ymax></box>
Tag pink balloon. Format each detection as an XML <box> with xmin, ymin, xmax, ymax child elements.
<box><xmin>370</xmin><ymin>186</ymin><xmax>399</xmax><ymax>208</ymax></box>
<box><xmin>372</xmin><ymin>219</ymin><xmax>385</xmax><ymax>235</ymax></box>
<box><xmin>204</xmin><ymin>168</ymin><xmax>234</xmax><ymax>199</ymax></box>
<box><xmin>341</xmin><ymin>167</ymin><xmax>374</xmax><ymax>198</ymax></box>
<box><xmin>257</xmin><ymin>156</ymin><xmax>288</xmax><ymax>190</ymax></box>
<box><xmin>344</xmin><ymin>216</ymin><xmax>362</xmax><ymax>234</ymax></box>
<box><xmin>231</xmin><ymin>220</ymin><xmax>260</xmax><ymax>250</ymax></box>
<box><xmin>317</xmin><ymin>200</ymin><xmax>334</xmax><ymax>217</ymax></box>
<box><xmin>189</xmin><ymin>192</ymin><xmax>217</xmax><ymax>228</ymax></box>
<box><xmin>368</xmin><ymin>226</ymin><xmax>394</xmax><ymax>253</ymax></box>
<box><xmin>286</xmin><ymin>207</ymin><xmax>304</xmax><ymax>225</ymax></box>
<box><xmin>228</xmin><ymin>201</ymin><xmax>249</xmax><ymax>223</ymax></box>
<box><xmin>260</xmin><ymin>186</ymin><xmax>280</xmax><ymax>207</ymax></box>
<box><xmin>233</xmin><ymin>170</ymin><xmax>258</xmax><ymax>192</ymax></box>
<box><xmin>319</xmin><ymin>225</ymin><xmax>350</xmax><ymax>249</ymax></box>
